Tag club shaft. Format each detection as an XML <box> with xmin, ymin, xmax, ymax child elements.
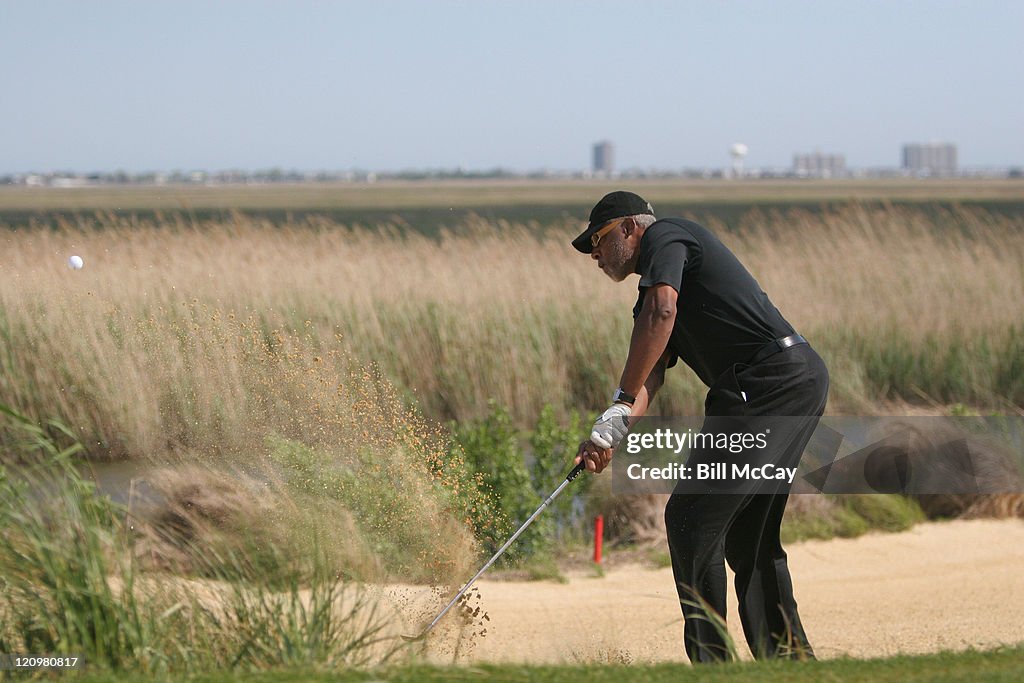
<box><xmin>420</xmin><ymin>472</ymin><xmax>577</xmax><ymax>636</ymax></box>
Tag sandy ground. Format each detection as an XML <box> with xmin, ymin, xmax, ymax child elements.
<box><xmin>385</xmin><ymin>519</ymin><xmax>1024</xmax><ymax>664</ymax></box>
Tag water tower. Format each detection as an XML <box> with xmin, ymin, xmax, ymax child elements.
<box><xmin>729</xmin><ymin>143</ymin><xmax>748</xmax><ymax>178</ymax></box>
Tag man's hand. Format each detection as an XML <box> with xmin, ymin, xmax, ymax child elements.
<box><xmin>590</xmin><ymin>402</ymin><xmax>631</xmax><ymax>450</ymax></box>
<box><xmin>575</xmin><ymin>439</ymin><xmax>613</xmax><ymax>474</ymax></box>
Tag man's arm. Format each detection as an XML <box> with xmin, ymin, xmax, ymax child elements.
<box><xmin>575</xmin><ymin>349</ymin><xmax>670</xmax><ymax>473</ymax></box>
<box><xmin>630</xmin><ymin>349</ymin><xmax>669</xmax><ymax>419</ymax></box>
<box><xmin>618</xmin><ymin>283</ymin><xmax>677</xmax><ymax>400</ymax></box>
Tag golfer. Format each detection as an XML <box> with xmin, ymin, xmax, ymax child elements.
<box><xmin>572</xmin><ymin>191</ymin><xmax>828</xmax><ymax>663</ymax></box>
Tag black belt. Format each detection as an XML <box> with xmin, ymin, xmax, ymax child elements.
<box><xmin>747</xmin><ymin>334</ymin><xmax>807</xmax><ymax>366</ymax></box>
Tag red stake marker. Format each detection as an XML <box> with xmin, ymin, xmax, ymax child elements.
<box><xmin>594</xmin><ymin>514</ymin><xmax>604</xmax><ymax>564</ymax></box>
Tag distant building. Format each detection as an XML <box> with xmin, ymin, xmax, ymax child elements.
<box><xmin>902</xmin><ymin>143</ymin><xmax>957</xmax><ymax>176</ymax></box>
<box><xmin>793</xmin><ymin>151</ymin><xmax>847</xmax><ymax>178</ymax></box>
<box><xmin>592</xmin><ymin>141</ymin><xmax>614</xmax><ymax>175</ymax></box>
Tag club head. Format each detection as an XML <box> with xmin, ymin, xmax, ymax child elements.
<box><xmin>398</xmin><ymin>465</ymin><xmax>583</xmax><ymax>647</ymax></box>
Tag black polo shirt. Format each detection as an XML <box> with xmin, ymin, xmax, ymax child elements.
<box><xmin>632</xmin><ymin>218</ymin><xmax>795</xmax><ymax>387</ymax></box>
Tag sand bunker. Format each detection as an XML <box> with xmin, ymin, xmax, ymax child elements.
<box><xmin>385</xmin><ymin>519</ymin><xmax>1024</xmax><ymax>664</ymax></box>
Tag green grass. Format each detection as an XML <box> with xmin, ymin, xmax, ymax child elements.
<box><xmin>781</xmin><ymin>495</ymin><xmax>926</xmax><ymax>544</ymax></box>
<box><xmin>0</xmin><ymin>403</ymin><xmax>429</xmax><ymax>674</ymax></box>
<box><xmin>69</xmin><ymin>644</ymin><xmax>1024</xmax><ymax>682</ymax></box>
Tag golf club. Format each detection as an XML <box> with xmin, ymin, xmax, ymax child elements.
<box><xmin>402</xmin><ymin>460</ymin><xmax>587</xmax><ymax>642</ymax></box>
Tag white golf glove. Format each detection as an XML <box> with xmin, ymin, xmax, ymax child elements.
<box><xmin>590</xmin><ymin>403</ymin><xmax>632</xmax><ymax>450</ymax></box>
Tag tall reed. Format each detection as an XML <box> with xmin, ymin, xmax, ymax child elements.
<box><xmin>2</xmin><ymin>204</ymin><xmax>1022</xmax><ymax>465</ymax></box>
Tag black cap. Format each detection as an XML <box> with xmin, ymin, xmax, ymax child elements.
<box><xmin>572</xmin><ymin>191</ymin><xmax>656</xmax><ymax>253</ymax></box>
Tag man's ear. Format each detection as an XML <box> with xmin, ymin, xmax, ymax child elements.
<box><xmin>623</xmin><ymin>216</ymin><xmax>637</xmax><ymax>237</ymax></box>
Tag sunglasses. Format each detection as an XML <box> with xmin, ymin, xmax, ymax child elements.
<box><xmin>590</xmin><ymin>217</ymin><xmax>626</xmax><ymax>249</ymax></box>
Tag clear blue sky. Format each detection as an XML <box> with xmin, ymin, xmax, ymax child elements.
<box><xmin>1</xmin><ymin>0</ymin><xmax>1021</xmax><ymax>173</ymax></box>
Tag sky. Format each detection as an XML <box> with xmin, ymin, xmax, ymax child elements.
<box><xmin>1</xmin><ymin>0</ymin><xmax>1022</xmax><ymax>174</ymax></box>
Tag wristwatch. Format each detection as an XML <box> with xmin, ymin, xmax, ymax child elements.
<box><xmin>612</xmin><ymin>387</ymin><xmax>636</xmax><ymax>406</ymax></box>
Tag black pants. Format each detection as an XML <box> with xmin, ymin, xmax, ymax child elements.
<box><xmin>664</xmin><ymin>343</ymin><xmax>829</xmax><ymax>663</ymax></box>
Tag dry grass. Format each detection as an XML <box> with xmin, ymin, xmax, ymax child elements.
<box><xmin>1</xmin><ymin>224</ymin><xmax>498</xmax><ymax>581</ymax></box>
<box><xmin>2</xmin><ymin>204</ymin><xmax>1022</xmax><ymax>455</ymax></box>
<box><xmin>6</xmin><ymin>197</ymin><xmax>1020</xmax><ymax>672</ymax></box>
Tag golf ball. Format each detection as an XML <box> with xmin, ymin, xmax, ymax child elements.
<box><xmin>68</xmin><ymin>255</ymin><xmax>84</xmax><ymax>270</ymax></box>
